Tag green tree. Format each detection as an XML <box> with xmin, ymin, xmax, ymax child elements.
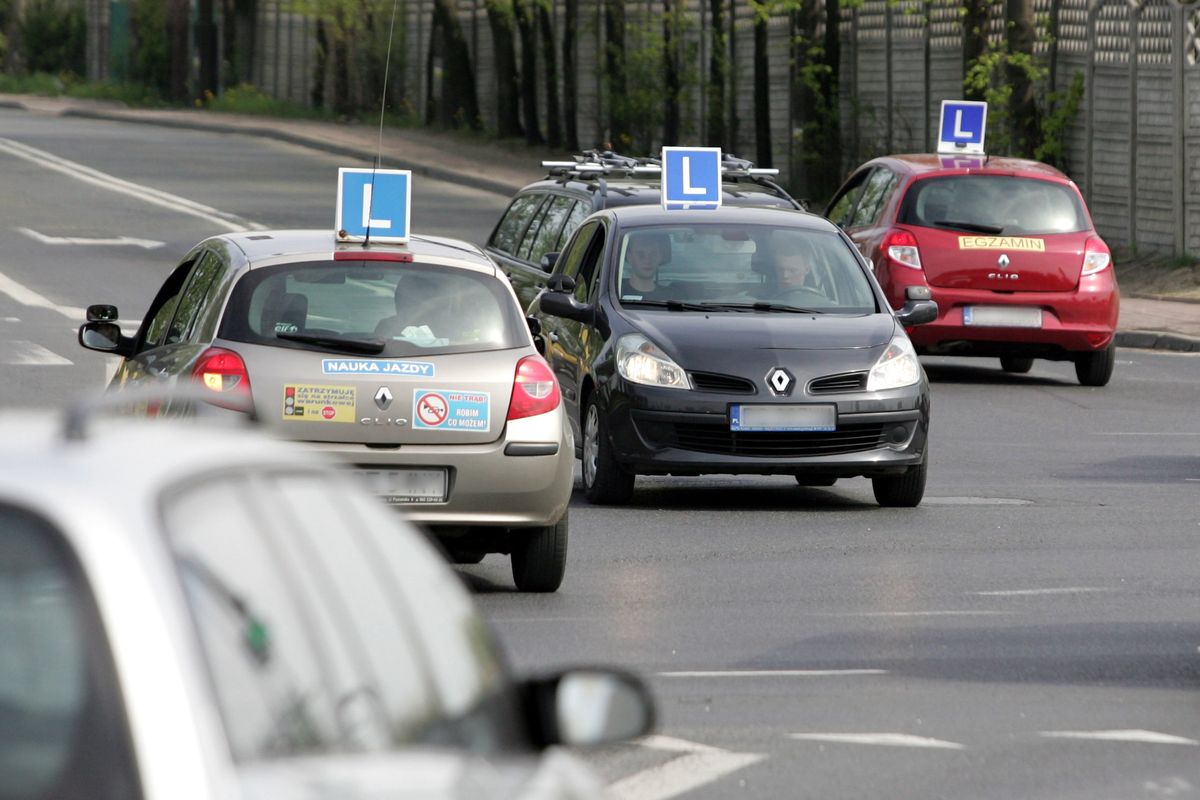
<box><xmin>485</xmin><ymin>0</ymin><xmax>522</xmax><ymax>137</ymax></box>
<box><xmin>17</xmin><ymin>0</ymin><xmax>85</xmax><ymax>76</ymax></box>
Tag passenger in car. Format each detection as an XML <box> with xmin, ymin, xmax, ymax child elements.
<box><xmin>375</xmin><ymin>277</ymin><xmax>445</xmax><ymax>345</ymax></box>
<box><xmin>619</xmin><ymin>232</ymin><xmax>673</xmax><ymax>301</ymax></box>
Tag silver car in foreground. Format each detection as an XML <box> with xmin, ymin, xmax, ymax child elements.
<box><xmin>79</xmin><ymin>232</ymin><xmax>574</xmax><ymax>591</ymax></box>
<box><xmin>0</xmin><ymin>404</ymin><xmax>651</xmax><ymax>799</ymax></box>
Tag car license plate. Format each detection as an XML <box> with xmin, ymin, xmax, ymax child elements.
<box><xmin>962</xmin><ymin>305</ymin><xmax>1043</xmax><ymax>328</ymax></box>
<box><xmin>356</xmin><ymin>468</ymin><xmax>447</xmax><ymax>504</ymax></box>
<box><xmin>730</xmin><ymin>404</ymin><xmax>836</xmax><ymax>432</ymax></box>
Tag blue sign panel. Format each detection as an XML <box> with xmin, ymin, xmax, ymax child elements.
<box><xmin>336</xmin><ymin>168</ymin><xmax>411</xmax><ymax>243</ymax></box>
<box><xmin>937</xmin><ymin>100</ymin><xmax>988</xmax><ymax>155</ymax></box>
<box><xmin>661</xmin><ymin>147</ymin><xmax>722</xmax><ymax>210</ymax></box>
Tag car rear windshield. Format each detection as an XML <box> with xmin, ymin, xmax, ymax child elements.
<box><xmin>898</xmin><ymin>175</ymin><xmax>1089</xmax><ymax>235</ymax></box>
<box><xmin>220</xmin><ymin>261</ymin><xmax>526</xmax><ymax>357</ymax></box>
<box><xmin>616</xmin><ymin>224</ymin><xmax>878</xmax><ymax>313</ymax></box>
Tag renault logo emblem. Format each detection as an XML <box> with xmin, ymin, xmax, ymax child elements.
<box><xmin>374</xmin><ymin>387</ymin><xmax>393</xmax><ymax>410</ymax></box>
<box><xmin>997</xmin><ymin>253</ymin><xmax>1011</xmax><ymax>268</ymax></box>
<box><xmin>766</xmin><ymin>367</ymin><xmax>795</xmax><ymax>396</ymax></box>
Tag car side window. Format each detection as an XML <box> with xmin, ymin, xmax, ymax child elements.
<box><xmin>572</xmin><ymin>223</ymin><xmax>608</xmax><ymax>304</ymax></box>
<box><xmin>488</xmin><ymin>194</ymin><xmax>545</xmax><ymax>256</ymax></box>
<box><xmin>163</xmin><ymin>251</ymin><xmax>224</xmax><ymax>346</ymax></box>
<box><xmin>848</xmin><ymin>168</ymin><xmax>898</xmax><ymax>229</ymax></box>
<box><xmin>525</xmin><ymin>196</ymin><xmax>577</xmax><ymax>266</ymax></box>
<box><xmin>825</xmin><ymin>169</ymin><xmax>872</xmax><ymax>228</ymax></box>
<box><xmin>555</xmin><ymin>219</ymin><xmax>600</xmax><ymax>280</ymax></box>
<box><xmin>516</xmin><ymin>196</ymin><xmax>554</xmax><ymax>262</ymax></box>
<box><xmin>139</xmin><ymin>260</ymin><xmax>195</xmax><ymax>351</ymax></box>
<box><xmin>555</xmin><ymin>200</ymin><xmax>590</xmax><ymax>252</ymax></box>
<box><xmin>0</xmin><ymin>504</ymin><xmax>141</xmax><ymax>800</ymax></box>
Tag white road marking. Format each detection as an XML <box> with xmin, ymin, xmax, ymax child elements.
<box><xmin>658</xmin><ymin>669</ymin><xmax>887</xmax><ymax>678</ymax></box>
<box><xmin>1040</xmin><ymin>730</ymin><xmax>1200</xmax><ymax>746</ymax></box>
<box><xmin>0</xmin><ymin>270</ymin><xmax>84</xmax><ymax>320</ymax></box>
<box><xmin>19</xmin><ymin>227</ymin><xmax>164</xmax><ymax>249</ymax></box>
<box><xmin>816</xmin><ymin>610</ymin><xmax>1013</xmax><ymax>617</ymax></box>
<box><xmin>789</xmin><ymin>733</ymin><xmax>965</xmax><ymax>750</ymax></box>
<box><xmin>0</xmin><ymin>137</ymin><xmax>264</xmax><ymax>232</ymax></box>
<box><xmin>1098</xmin><ymin>432</ymin><xmax>1200</xmax><ymax>436</ymax></box>
<box><xmin>922</xmin><ymin>496</ymin><xmax>1034</xmax><ymax>505</ymax></box>
<box><xmin>608</xmin><ymin>735</ymin><xmax>765</xmax><ymax>800</ymax></box>
<box><xmin>971</xmin><ymin>587</ymin><xmax>1113</xmax><ymax>596</ymax></box>
<box><xmin>5</xmin><ymin>340</ymin><xmax>72</xmax><ymax>365</ymax></box>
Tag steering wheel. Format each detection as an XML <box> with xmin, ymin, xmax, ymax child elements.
<box><xmin>772</xmin><ymin>286</ymin><xmax>827</xmax><ymax>305</ymax></box>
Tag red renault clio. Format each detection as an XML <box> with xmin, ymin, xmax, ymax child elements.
<box><xmin>824</xmin><ymin>155</ymin><xmax>1119</xmax><ymax>386</ymax></box>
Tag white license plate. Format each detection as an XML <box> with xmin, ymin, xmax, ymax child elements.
<box><xmin>962</xmin><ymin>305</ymin><xmax>1043</xmax><ymax>328</ymax></box>
<box><xmin>356</xmin><ymin>468</ymin><xmax>447</xmax><ymax>504</ymax></box>
<box><xmin>730</xmin><ymin>404</ymin><xmax>836</xmax><ymax>432</ymax></box>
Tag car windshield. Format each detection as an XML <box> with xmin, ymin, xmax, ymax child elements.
<box><xmin>614</xmin><ymin>224</ymin><xmax>878</xmax><ymax>313</ymax></box>
<box><xmin>220</xmin><ymin>261</ymin><xmax>525</xmax><ymax>357</ymax></box>
<box><xmin>899</xmin><ymin>174</ymin><xmax>1089</xmax><ymax>235</ymax></box>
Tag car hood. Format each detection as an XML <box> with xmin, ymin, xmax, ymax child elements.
<box><xmin>624</xmin><ymin>309</ymin><xmax>897</xmax><ymax>360</ymax></box>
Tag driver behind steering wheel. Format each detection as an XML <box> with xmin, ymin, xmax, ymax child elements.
<box><xmin>760</xmin><ymin>231</ymin><xmax>823</xmax><ymax>301</ymax></box>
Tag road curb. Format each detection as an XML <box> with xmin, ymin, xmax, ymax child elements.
<box><xmin>1115</xmin><ymin>330</ymin><xmax>1200</xmax><ymax>353</ymax></box>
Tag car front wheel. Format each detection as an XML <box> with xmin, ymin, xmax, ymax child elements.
<box><xmin>582</xmin><ymin>396</ymin><xmax>635</xmax><ymax>505</ymax></box>
<box><xmin>872</xmin><ymin>457</ymin><xmax>927</xmax><ymax>507</ymax></box>
<box><xmin>1074</xmin><ymin>344</ymin><xmax>1115</xmax><ymax>387</ymax></box>
<box><xmin>511</xmin><ymin>512</ymin><xmax>568</xmax><ymax>592</ymax></box>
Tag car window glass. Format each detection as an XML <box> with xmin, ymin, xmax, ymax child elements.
<box><xmin>516</xmin><ymin>197</ymin><xmax>552</xmax><ymax>262</ymax></box>
<box><xmin>488</xmin><ymin>194</ymin><xmax>544</xmax><ymax>255</ymax></box>
<box><xmin>140</xmin><ymin>260</ymin><xmax>195</xmax><ymax>350</ymax></box>
<box><xmin>220</xmin><ymin>261</ymin><xmax>525</xmax><ymax>357</ymax></box>
<box><xmin>163</xmin><ymin>251</ymin><xmax>223</xmax><ymax>346</ymax></box>
<box><xmin>825</xmin><ymin>170</ymin><xmax>871</xmax><ymax>228</ymax></box>
<box><xmin>573</xmin><ymin>223</ymin><xmax>607</xmax><ymax>303</ymax></box>
<box><xmin>848</xmin><ymin>168</ymin><xmax>898</xmax><ymax>229</ymax></box>
<box><xmin>0</xmin><ymin>504</ymin><xmax>140</xmax><ymax>800</ymax></box>
<box><xmin>898</xmin><ymin>174</ymin><xmax>1089</xmax><ymax>235</ymax></box>
<box><xmin>554</xmin><ymin>200</ymin><xmax>590</xmax><ymax>251</ymax></box>
<box><xmin>526</xmin><ymin>196</ymin><xmax>577</xmax><ymax>265</ymax></box>
<box><xmin>556</xmin><ymin>220</ymin><xmax>600</xmax><ymax>280</ymax></box>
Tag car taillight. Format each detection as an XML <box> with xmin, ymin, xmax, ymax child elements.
<box><xmin>192</xmin><ymin>347</ymin><xmax>252</xmax><ymax>411</ymax></box>
<box><xmin>507</xmin><ymin>355</ymin><xmax>560</xmax><ymax>420</ymax></box>
<box><xmin>883</xmin><ymin>229</ymin><xmax>923</xmax><ymax>270</ymax></box>
<box><xmin>1081</xmin><ymin>237</ymin><xmax>1112</xmax><ymax>276</ymax></box>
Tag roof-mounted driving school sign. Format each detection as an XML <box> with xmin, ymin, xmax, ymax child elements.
<box><xmin>336</xmin><ymin>167</ymin><xmax>411</xmax><ymax>243</ymax></box>
<box><xmin>661</xmin><ymin>147</ymin><xmax>722</xmax><ymax>210</ymax></box>
<box><xmin>937</xmin><ymin>100</ymin><xmax>988</xmax><ymax>157</ymax></box>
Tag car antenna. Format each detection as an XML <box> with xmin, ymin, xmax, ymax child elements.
<box><xmin>364</xmin><ymin>0</ymin><xmax>401</xmax><ymax>249</ymax></box>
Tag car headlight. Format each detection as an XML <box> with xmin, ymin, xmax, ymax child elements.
<box><xmin>866</xmin><ymin>335</ymin><xmax>922</xmax><ymax>391</ymax></box>
<box><xmin>616</xmin><ymin>334</ymin><xmax>690</xmax><ymax>389</ymax></box>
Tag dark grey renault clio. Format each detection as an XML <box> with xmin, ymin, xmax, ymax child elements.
<box><xmin>527</xmin><ymin>204</ymin><xmax>939</xmax><ymax>507</ymax></box>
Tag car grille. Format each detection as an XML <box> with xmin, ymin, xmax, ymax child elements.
<box><xmin>663</xmin><ymin>422</ymin><xmax>886</xmax><ymax>457</ymax></box>
<box><xmin>689</xmin><ymin>371</ymin><xmax>757</xmax><ymax>394</ymax></box>
<box><xmin>808</xmin><ymin>371</ymin><xmax>868</xmax><ymax>394</ymax></box>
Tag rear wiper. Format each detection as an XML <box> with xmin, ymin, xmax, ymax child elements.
<box><xmin>277</xmin><ymin>331</ymin><xmax>386</xmax><ymax>354</ymax></box>
<box><xmin>933</xmin><ymin>220</ymin><xmax>1006</xmax><ymax>235</ymax></box>
<box><xmin>621</xmin><ymin>299</ymin><xmax>723</xmax><ymax>311</ymax></box>
<box><xmin>704</xmin><ymin>302</ymin><xmax>826</xmax><ymax>314</ymax></box>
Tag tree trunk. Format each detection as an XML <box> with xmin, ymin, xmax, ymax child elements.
<box><xmin>486</xmin><ymin>1</ymin><xmax>523</xmax><ymax>138</ymax></box>
<box><xmin>196</xmin><ymin>0</ymin><xmax>218</xmax><ymax>98</ymax></box>
<box><xmin>537</xmin><ymin>4</ymin><xmax>562</xmax><ymax>148</ymax></box>
<box><xmin>222</xmin><ymin>0</ymin><xmax>257</xmax><ymax>87</ymax></box>
<box><xmin>603</xmin><ymin>0</ymin><xmax>627</xmax><ymax>149</ymax></box>
<box><xmin>515</xmin><ymin>0</ymin><xmax>542</xmax><ymax>144</ymax></box>
<box><xmin>311</xmin><ymin>19</ymin><xmax>327</xmax><ymax>108</ymax></box>
<box><xmin>706</xmin><ymin>0</ymin><xmax>726</xmax><ymax>148</ymax></box>
<box><xmin>793</xmin><ymin>0</ymin><xmax>842</xmax><ymax>205</ymax></box>
<box><xmin>562</xmin><ymin>0</ymin><xmax>578</xmax><ymax>150</ymax></box>
<box><xmin>753</xmin><ymin>2</ymin><xmax>771</xmax><ymax>167</ymax></box>
<box><xmin>428</xmin><ymin>0</ymin><xmax>481</xmax><ymax>129</ymax></box>
<box><xmin>166</xmin><ymin>0</ymin><xmax>189</xmax><ymax>102</ymax></box>
<box><xmin>962</xmin><ymin>0</ymin><xmax>989</xmax><ymax>102</ymax></box>
<box><xmin>1006</xmin><ymin>0</ymin><xmax>1038</xmax><ymax>156</ymax></box>
<box><xmin>663</xmin><ymin>0</ymin><xmax>680</xmax><ymax>146</ymax></box>
<box><xmin>333</xmin><ymin>8</ymin><xmax>352</xmax><ymax>116</ymax></box>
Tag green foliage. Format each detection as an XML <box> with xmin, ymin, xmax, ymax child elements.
<box><xmin>1034</xmin><ymin>70</ymin><xmax>1084</xmax><ymax>168</ymax></box>
<box><xmin>0</xmin><ymin>71</ymin><xmax>67</xmax><ymax>94</ymax></box>
<box><xmin>963</xmin><ymin>44</ymin><xmax>1047</xmax><ymax>155</ymax></box>
<box><xmin>16</xmin><ymin>0</ymin><xmax>85</xmax><ymax>76</ymax></box>
<box><xmin>130</xmin><ymin>0</ymin><xmax>169</xmax><ymax>97</ymax></box>
<box><xmin>203</xmin><ymin>83</ymin><xmax>335</xmax><ymax>117</ymax></box>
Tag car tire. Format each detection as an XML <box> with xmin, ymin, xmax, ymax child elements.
<box><xmin>511</xmin><ymin>512</ymin><xmax>568</xmax><ymax>593</ymax></box>
<box><xmin>582</xmin><ymin>396</ymin><xmax>635</xmax><ymax>505</ymax></box>
<box><xmin>448</xmin><ymin>549</ymin><xmax>485</xmax><ymax>565</ymax></box>
<box><xmin>1074</xmin><ymin>344</ymin><xmax>1115</xmax><ymax>387</ymax></box>
<box><xmin>795</xmin><ymin>475</ymin><xmax>838</xmax><ymax>487</ymax></box>
<box><xmin>999</xmin><ymin>356</ymin><xmax>1034</xmax><ymax>374</ymax></box>
<box><xmin>872</xmin><ymin>457</ymin><xmax>927</xmax><ymax>508</ymax></box>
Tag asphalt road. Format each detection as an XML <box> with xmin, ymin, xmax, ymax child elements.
<box><xmin>2</xmin><ymin>110</ymin><xmax>1198</xmax><ymax>800</ymax></box>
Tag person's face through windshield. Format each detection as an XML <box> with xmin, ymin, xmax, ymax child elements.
<box><xmin>626</xmin><ymin>236</ymin><xmax>667</xmax><ymax>288</ymax></box>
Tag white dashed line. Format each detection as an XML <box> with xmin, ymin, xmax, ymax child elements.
<box><xmin>1040</xmin><ymin>730</ymin><xmax>1200</xmax><ymax>746</ymax></box>
<box><xmin>789</xmin><ymin>733</ymin><xmax>965</xmax><ymax>750</ymax></box>
<box><xmin>972</xmin><ymin>587</ymin><xmax>1114</xmax><ymax>596</ymax></box>
<box><xmin>0</xmin><ymin>269</ymin><xmax>84</xmax><ymax>320</ymax></box>
<box><xmin>658</xmin><ymin>669</ymin><xmax>887</xmax><ymax>678</ymax></box>
<box><xmin>922</xmin><ymin>496</ymin><xmax>1034</xmax><ymax>505</ymax></box>
<box><xmin>4</xmin><ymin>340</ymin><xmax>72</xmax><ymax>365</ymax></box>
<box><xmin>817</xmin><ymin>610</ymin><xmax>1013</xmax><ymax>618</ymax></box>
<box><xmin>608</xmin><ymin>735</ymin><xmax>765</xmax><ymax>800</ymax></box>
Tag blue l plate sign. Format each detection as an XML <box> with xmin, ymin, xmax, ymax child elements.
<box><xmin>937</xmin><ymin>100</ymin><xmax>988</xmax><ymax>155</ymax></box>
<box><xmin>661</xmin><ymin>146</ymin><xmax>722</xmax><ymax>210</ymax></box>
<box><xmin>336</xmin><ymin>168</ymin><xmax>411</xmax><ymax>243</ymax></box>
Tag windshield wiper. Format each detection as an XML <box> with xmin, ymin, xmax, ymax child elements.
<box><xmin>621</xmin><ymin>299</ymin><xmax>723</xmax><ymax>311</ymax></box>
<box><xmin>703</xmin><ymin>301</ymin><xmax>826</xmax><ymax>314</ymax></box>
<box><xmin>932</xmin><ymin>220</ymin><xmax>1006</xmax><ymax>235</ymax></box>
<box><xmin>277</xmin><ymin>331</ymin><xmax>386</xmax><ymax>355</ymax></box>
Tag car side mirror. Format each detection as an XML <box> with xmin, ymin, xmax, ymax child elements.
<box><xmin>523</xmin><ymin>668</ymin><xmax>654</xmax><ymax>749</ymax></box>
<box><xmin>539</xmin><ymin>291</ymin><xmax>593</xmax><ymax>324</ymax></box>
<box><xmin>895</xmin><ymin>299</ymin><xmax>938</xmax><ymax>327</ymax></box>
<box><xmin>78</xmin><ymin>321</ymin><xmax>128</xmax><ymax>353</ymax></box>
<box><xmin>540</xmin><ymin>252</ymin><xmax>559</xmax><ymax>273</ymax></box>
<box><xmin>87</xmin><ymin>304</ymin><xmax>119</xmax><ymax>322</ymax></box>
<box><xmin>546</xmin><ymin>273</ymin><xmax>576</xmax><ymax>293</ymax></box>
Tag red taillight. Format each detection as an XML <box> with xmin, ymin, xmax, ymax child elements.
<box><xmin>883</xmin><ymin>229</ymin><xmax>923</xmax><ymax>270</ymax></box>
<box><xmin>191</xmin><ymin>347</ymin><xmax>252</xmax><ymax>411</ymax></box>
<box><xmin>1081</xmin><ymin>237</ymin><xmax>1112</xmax><ymax>276</ymax></box>
<box><xmin>507</xmin><ymin>355</ymin><xmax>561</xmax><ymax>420</ymax></box>
<box><xmin>332</xmin><ymin>250</ymin><xmax>414</xmax><ymax>262</ymax></box>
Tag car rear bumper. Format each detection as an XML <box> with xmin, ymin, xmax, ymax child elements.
<box><xmin>605</xmin><ymin>381</ymin><xmax>930</xmax><ymax>477</ymax></box>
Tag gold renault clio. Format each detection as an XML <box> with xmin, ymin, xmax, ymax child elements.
<box><xmin>78</xmin><ymin>231</ymin><xmax>574</xmax><ymax>592</ymax></box>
